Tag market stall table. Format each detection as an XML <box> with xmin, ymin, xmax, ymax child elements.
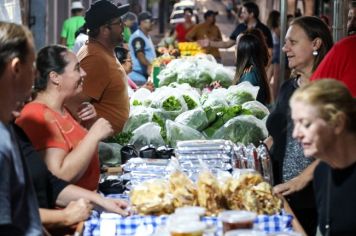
<box><xmin>83</xmin><ymin>194</ymin><xmax>294</xmax><ymax>236</ymax></box>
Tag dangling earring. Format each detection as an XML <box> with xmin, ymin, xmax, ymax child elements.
<box><xmin>313</xmin><ymin>50</ymin><xmax>318</xmax><ymax>56</ymax></box>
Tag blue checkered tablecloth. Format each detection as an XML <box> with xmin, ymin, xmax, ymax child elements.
<box><xmin>83</xmin><ymin>194</ymin><xmax>293</xmax><ymax>236</ymax></box>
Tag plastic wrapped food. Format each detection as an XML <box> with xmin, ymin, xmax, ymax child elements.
<box><xmin>166</xmin><ymin>120</ymin><xmax>206</xmax><ymax>148</ymax></box>
<box><xmin>175</xmin><ymin>108</ymin><xmax>209</xmax><ymax>131</ymax></box>
<box><xmin>212</xmin><ymin>115</ymin><xmax>268</xmax><ymax>146</ymax></box>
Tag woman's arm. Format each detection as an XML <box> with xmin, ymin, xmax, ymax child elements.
<box><xmin>264</xmin><ymin>136</ymin><xmax>273</xmax><ymax>149</ymax></box>
<box><xmin>273</xmin><ymin>159</ymin><xmax>320</xmax><ymax>196</ymax></box>
<box><xmin>41</xmin><ymin>118</ymin><xmax>113</xmax><ymax>183</ymax></box>
<box><xmin>39</xmin><ymin>199</ymin><xmax>92</xmax><ymax>228</ymax></box>
<box><xmin>56</xmin><ymin>185</ymin><xmax>129</xmax><ymax>216</ymax></box>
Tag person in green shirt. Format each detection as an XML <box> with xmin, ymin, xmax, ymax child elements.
<box><xmin>122</xmin><ymin>12</ymin><xmax>137</xmax><ymax>44</ymax></box>
<box><xmin>60</xmin><ymin>1</ymin><xmax>85</xmax><ymax>50</ymax></box>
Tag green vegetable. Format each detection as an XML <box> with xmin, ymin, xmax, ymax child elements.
<box><xmin>195</xmin><ymin>71</ymin><xmax>212</xmax><ymax>89</ymax></box>
<box><xmin>132</xmin><ymin>100</ymin><xmax>142</xmax><ymax>106</ymax></box>
<box><xmin>175</xmin><ymin>108</ymin><xmax>209</xmax><ymax>131</ymax></box>
<box><xmin>213</xmin><ymin>69</ymin><xmax>233</xmax><ymax>88</ymax></box>
<box><xmin>152</xmin><ymin>113</ymin><xmax>165</xmax><ymax>129</ymax></box>
<box><xmin>212</xmin><ymin>116</ymin><xmax>267</xmax><ymax>146</ymax></box>
<box><xmin>227</xmin><ymin>91</ymin><xmax>255</xmax><ymax>105</ymax></box>
<box><xmin>203</xmin><ymin>105</ymin><xmax>242</xmax><ymax>137</ymax></box>
<box><xmin>166</xmin><ymin>120</ymin><xmax>205</xmax><ymax>147</ymax></box>
<box><xmin>204</xmin><ymin>106</ymin><xmax>217</xmax><ymax>124</ymax></box>
<box><xmin>183</xmin><ymin>95</ymin><xmax>197</xmax><ymax>110</ymax></box>
<box><xmin>110</xmin><ymin>131</ymin><xmax>133</xmax><ymax>146</ymax></box>
<box><xmin>123</xmin><ymin>113</ymin><xmax>150</xmax><ymax>132</ymax></box>
<box><xmin>242</xmin><ymin>102</ymin><xmax>269</xmax><ymax>120</ymax></box>
<box><xmin>158</xmin><ymin>68</ymin><xmax>178</xmax><ymax>87</ymax></box>
<box><xmin>162</xmin><ymin>96</ymin><xmax>182</xmax><ymax>111</ymax></box>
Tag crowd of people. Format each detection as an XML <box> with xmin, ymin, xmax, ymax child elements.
<box><xmin>1</xmin><ymin>0</ymin><xmax>356</xmax><ymax>235</ymax></box>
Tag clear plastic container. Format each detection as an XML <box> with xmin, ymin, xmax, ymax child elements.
<box><xmin>218</xmin><ymin>210</ymin><xmax>257</xmax><ymax>233</ymax></box>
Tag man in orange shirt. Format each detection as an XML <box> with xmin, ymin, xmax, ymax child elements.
<box><xmin>186</xmin><ymin>10</ymin><xmax>222</xmax><ymax>61</ymax></box>
<box><xmin>72</xmin><ymin>0</ymin><xmax>130</xmax><ymax>133</ymax></box>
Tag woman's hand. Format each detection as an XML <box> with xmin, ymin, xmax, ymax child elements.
<box><xmin>99</xmin><ymin>198</ymin><xmax>131</xmax><ymax>217</ymax></box>
<box><xmin>63</xmin><ymin>198</ymin><xmax>93</xmax><ymax>226</ymax></box>
<box><xmin>88</xmin><ymin>118</ymin><xmax>114</xmax><ymax>141</ymax></box>
<box><xmin>77</xmin><ymin>102</ymin><xmax>97</xmax><ymax>121</ymax></box>
<box><xmin>273</xmin><ymin>176</ymin><xmax>309</xmax><ymax>196</ymax></box>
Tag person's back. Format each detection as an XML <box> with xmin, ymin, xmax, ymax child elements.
<box><xmin>60</xmin><ymin>1</ymin><xmax>85</xmax><ymax>50</ymax></box>
<box><xmin>233</xmin><ymin>33</ymin><xmax>271</xmax><ymax>105</ymax></box>
<box><xmin>310</xmin><ymin>34</ymin><xmax>356</xmax><ymax>97</ymax></box>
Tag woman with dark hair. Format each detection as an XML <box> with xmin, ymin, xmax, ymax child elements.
<box><xmin>233</xmin><ymin>31</ymin><xmax>271</xmax><ymax>105</ymax></box>
<box><xmin>266</xmin><ymin>16</ymin><xmax>333</xmax><ymax>235</ymax></box>
<box><xmin>16</xmin><ymin>45</ymin><xmax>113</xmax><ymax>191</ymax></box>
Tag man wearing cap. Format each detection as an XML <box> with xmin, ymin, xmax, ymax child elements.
<box><xmin>60</xmin><ymin>1</ymin><xmax>85</xmax><ymax>50</ymax></box>
<box><xmin>73</xmin><ymin>0</ymin><xmax>130</xmax><ymax>134</ymax></box>
<box><xmin>128</xmin><ymin>11</ymin><xmax>156</xmax><ymax>86</ymax></box>
<box><xmin>186</xmin><ymin>10</ymin><xmax>222</xmax><ymax>61</ymax></box>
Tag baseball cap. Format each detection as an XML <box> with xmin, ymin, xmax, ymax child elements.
<box><xmin>71</xmin><ymin>1</ymin><xmax>84</xmax><ymax>10</ymax></box>
<box><xmin>85</xmin><ymin>0</ymin><xmax>130</xmax><ymax>30</ymax></box>
<box><xmin>138</xmin><ymin>11</ymin><xmax>152</xmax><ymax>23</ymax></box>
<box><xmin>204</xmin><ymin>10</ymin><xmax>218</xmax><ymax>18</ymax></box>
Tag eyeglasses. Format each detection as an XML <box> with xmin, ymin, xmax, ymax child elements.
<box><xmin>108</xmin><ymin>20</ymin><xmax>124</xmax><ymax>27</ymax></box>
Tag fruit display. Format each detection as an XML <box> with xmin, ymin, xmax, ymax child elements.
<box><xmin>178</xmin><ymin>42</ymin><xmax>205</xmax><ymax>56</ymax></box>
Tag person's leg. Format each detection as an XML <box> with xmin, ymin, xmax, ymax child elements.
<box><xmin>288</xmin><ymin>0</ymin><xmax>296</xmax><ymax>16</ymax></box>
<box><xmin>303</xmin><ymin>0</ymin><xmax>315</xmax><ymax>16</ymax></box>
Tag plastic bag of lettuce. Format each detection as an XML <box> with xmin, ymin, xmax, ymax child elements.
<box><xmin>166</xmin><ymin>120</ymin><xmax>206</xmax><ymax>147</ymax></box>
<box><xmin>212</xmin><ymin>115</ymin><xmax>268</xmax><ymax>146</ymax></box>
<box><xmin>212</xmin><ymin>65</ymin><xmax>234</xmax><ymax>88</ymax></box>
<box><xmin>130</xmin><ymin>88</ymin><xmax>152</xmax><ymax>107</ymax></box>
<box><xmin>201</xmin><ymin>88</ymin><xmax>228</xmax><ymax>108</ymax></box>
<box><xmin>129</xmin><ymin>122</ymin><xmax>166</xmax><ymax>149</ymax></box>
<box><xmin>242</xmin><ymin>101</ymin><xmax>270</xmax><ymax>119</ymax></box>
<box><xmin>123</xmin><ymin>107</ymin><xmax>167</xmax><ymax>133</ymax></box>
<box><xmin>157</xmin><ymin>58</ymin><xmax>184</xmax><ymax>87</ymax></box>
<box><xmin>150</xmin><ymin>87</ymin><xmax>188</xmax><ymax>119</ymax></box>
<box><xmin>175</xmin><ymin>108</ymin><xmax>209</xmax><ymax>131</ymax></box>
<box><xmin>226</xmin><ymin>82</ymin><xmax>259</xmax><ymax>106</ymax></box>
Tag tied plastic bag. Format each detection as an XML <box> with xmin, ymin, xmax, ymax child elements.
<box><xmin>123</xmin><ymin>107</ymin><xmax>151</xmax><ymax>132</ymax></box>
<box><xmin>212</xmin><ymin>115</ymin><xmax>268</xmax><ymax>146</ymax></box>
<box><xmin>150</xmin><ymin>87</ymin><xmax>188</xmax><ymax>119</ymax></box>
<box><xmin>166</xmin><ymin>120</ymin><xmax>206</xmax><ymax>148</ymax></box>
<box><xmin>157</xmin><ymin>66</ymin><xmax>178</xmax><ymax>87</ymax></box>
<box><xmin>242</xmin><ymin>101</ymin><xmax>270</xmax><ymax>120</ymax></box>
<box><xmin>201</xmin><ymin>88</ymin><xmax>228</xmax><ymax>108</ymax></box>
<box><xmin>226</xmin><ymin>82</ymin><xmax>259</xmax><ymax>106</ymax></box>
<box><xmin>176</xmin><ymin>61</ymin><xmax>199</xmax><ymax>87</ymax></box>
<box><xmin>194</xmin><ymin>59</ymin><xmax>215</xmax><ymax>89</ymax></box>
<box><xmin>129</xmin><ymin>122</ymin><xmax>165</xmax><ymax>149</ymax></box>
<box><xmin>123</xmin><ymin>107</ymin><xmax>167</xmax><ymax>133</ymax></box>
<box><xmin>175</xmin><ymin>108</ymin><xmax>209</xmax><ymax>131</ymax></box>
<box><xmin>212</xmin><ymin>65</ymin><xmax>234</xmax><ymax>88</ymax></box>
<box><xmin>181</xmin><ymin>89</ymin><xmax>201</xmax><ymax>110</ymax></box>
<box><xmin>130</xmin><ymin>88</ymin><xmax>152</xmax><ymax>106</ymax></box>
